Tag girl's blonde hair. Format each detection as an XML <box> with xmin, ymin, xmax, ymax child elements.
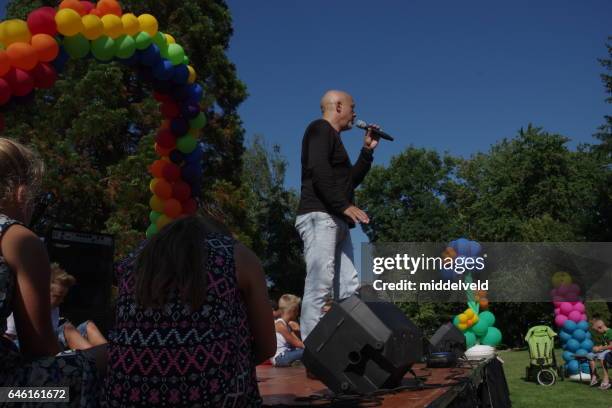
<box><xmin>0</xmin><ymin>137</ymin><xmax>44</xmax><ymax>207</ymax></box>
<box><xmin>278</xmin><ymin>294</ymin><xmax>301</xmax><ymax>313</ymax></box>
<box><xmin>50</xmin><ymin>263</ymin><xmax>76</xmax><ymax>288</ymax></box>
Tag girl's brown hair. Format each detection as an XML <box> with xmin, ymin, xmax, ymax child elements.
<box><xmin>0</xmin><ymin>138</ymin><xmax>44</xmax><ymax>207</ymax></box>
<box><xmin>134</xmin><ymin>215</ymin><xmax>230</xmax><ymax>310</ymax></box>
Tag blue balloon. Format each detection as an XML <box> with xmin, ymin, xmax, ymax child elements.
<box><xmin>187</xmin><ymin>83</ymin><xmax>203</xmax><ymax>102</ymax></box>
<box><xmin>153</xmin><ymin>60</ymin><xmax>174</xmax><ymax>80</ymax></box>
<box><xmin>52</xmin><ymin>46</ymin><xmax>69</xmax><ymax>73</ymax></box>
<box><xmin>440</xmin><ymin>267</ymin><xmax>455</xmax><ymax>281</ymax></box>
<box><xmin>185</xmin><ymin>144</ymin><xmax>203</xmax><ymax>163</ymax></box>
<box><xmin>585</xmin><ymin>332</ymin><xmax>592</xmax><ymax>339</ymax></box>
<box><xmin>580</xmin><ymin>339</ymin><xmax>594</xmax><ymax>351</ymax></box>
<box><xmin>469</xmin><ymin>241</ymin><xmax>482</xmax><ymax>257</ymax></box>
<box><xmin>171</xmin><ymin>83</ymin><xmax>191</xmax><ymax>100</ymax></box>
<box><xmin>563</xmin><ymin>320</ymin><xmax>577</xmax><ymax>333</ymax></box>
<box><xmin>566</xmin><ymin>360</ymin><xmax>579</xmax><ymax>375</ymax></box>
<box><xmin>562</xmin><ymin>351</ymin><xmax>574</xmax><ymax>363</ymax></box>
<box><xmin>181</xmin><ymin>163</ymin><xmax>201</xmax><ymax>182</ymax></box>
<box><xmin>140</xmin><ymin>44</ymin><xmax>162</xmax><ymax>66</ymax></box>
<box><xmin>118</xmin><ymin>52</ymin><xmax>140</xmax><ymax>66</ymax></box>
<box><xmin>574</xmin><ymin>348</ymin><xmax>588</xmax><ymax>357</ymax></box>
<box><xmin>580</xmin><ymin>363</ymin><xmax>590</xmax><ymax>374</ymax></box>
<box><xmin>573</xmin><ymin>329</ymin><xmax>586</xmax><ymax>341</ymax></box>
<box><xmin>172</xmin><ymin>64</ymin><xmax>189</xmax><ymax>84</ymax></box>
<box><xmin>559</xmin><ymin>330</ymin><xmax>572</xmax><ymax>342</ymax></box>
<box><xmin>180</xmin><ymin>102</ymin><xmax>200</xmax><ymax>119</ymax></box>
<box><xmin>565</xmin><ymin>339</ymin><xmax>580</xmax><ymax>352</ymax></box>
<box><xmin>151</xmin><ymin>79</ymin><xmax>173</xmax><ymax>93</ymax></box>
<box><xmin>577</xmin><ymin>321</ymin><xmax>589</xmax><ymax>331</ymax></box>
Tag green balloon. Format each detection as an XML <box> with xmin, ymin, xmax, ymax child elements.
<box><xmin>189</xmin><ymin>112</ymin><xmax>206</xmax><ymax>130</ymax></box>
<box><xmin>176</xmin><ymin>135</ymin><xmax>197</xmax><ymax>154</ymax></box>
<box><xmin>482</xmin><ymin>326</ymin><xmax>502</xmax><ymax>347</ymax></box>
<box><xmin>464</xmin><ymin>330</ymin><xmax>477</xmax><ymax>348</ymax></box>
<box><xmin>182</xmin><ymin>55</ymin><xmax>189</xmax><ymax>65</ymax></box>
<box><xmin>115</xmin><ymin>35</ymin><xmax>136</xmax><ymax>59</ymax></box>
<box><xmin>134</xmin><ymin>32</ymin><xmax>152</xmax><ymax>50</ymax></box>
<box><xmin>152</xmin><ymin>32</ymin><xmax>167</xmax><ymax>48</ymax></box>
<box><xmin>149</xmin><ymin>211</ymin><xmax>161</xmax><ymax>224</ymax></box>
<box><xmin>478</xmin><ymin>311</ymin><xmax>495</xmax><ymax>327</ymax></box>
<box><xmin>167</xmin><ymin>43</ymin><xmax>185</xmax><ymax>65</ymax></box>
<box><xmin>472</xmin><ymin>319</ymin><xmax>490</xmax><ymax>337</ymax></box>
<box><xmin>63</xmin><ymin>34</ymin><xmax>90</xmax><ymax>59</ymax></box>
<box><xmin>145</xmin><ymin>223</ymin><xmax>158</xmax><ymax>238</ymax></box>
<box><xmin>91</xmin><ymin>36</ymin><xmax>116</xmax><ymax>62</ymax></box>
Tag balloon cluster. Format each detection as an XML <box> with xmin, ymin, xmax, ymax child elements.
<box><xmin>453</xmin><ymin>309</ymin><xmax>502</xmax><ymax>348</ymax></box>
<box><xmin>0</xmin><ymin>1</ymin><xmax>204</xmax><ymax>235</ymax></box>
<box><xmin>440</xmin><ymin>237</ymin><xmax>482</xmax><ymax>280</ymax></box>
<box><xmin>551</xmin><ymin>272</ymin><xmax>592</xmax><ymax>375</ymax></box>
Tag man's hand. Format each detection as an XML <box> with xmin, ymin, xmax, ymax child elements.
<box><xmin>364</xmin><ymin>123</ymin><xmax>381</xmax><ymax>151</ymax></box>
<box><xmin>343</xmin><ymin>205</ymin><xmax>370</xmax><ymax>224</ymax></box>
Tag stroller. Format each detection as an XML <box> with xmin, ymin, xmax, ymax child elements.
<box><xmin>525</xmin><ymin>325</ymin><xmax>564</xmax><ymax>386</ymax></box>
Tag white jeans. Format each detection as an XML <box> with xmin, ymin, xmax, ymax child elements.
<box><xmin>295</xmin><ymin>211</ymin><xmax>359</xmax><ymax>341</ymax></box>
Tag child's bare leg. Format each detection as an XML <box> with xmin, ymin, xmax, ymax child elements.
<box><xmin>600</xmin><ymin>360</ymin><xmax>610</xmax><ymax>383</ymax></box>
<box><xmin>85</xmin><ymin>321</ymin><xmax>107</xmax><ymax>346</ymax></box>
<box><xmin>63</xmin><ymin>323</ymin><xmax>93</xmax><ymax>350</ymax></box>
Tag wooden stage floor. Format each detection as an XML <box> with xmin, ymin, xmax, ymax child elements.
<box><xmin>257</xmin><ymin>359</ymin><xmax>488</xmax><ymax>407</ymax></box>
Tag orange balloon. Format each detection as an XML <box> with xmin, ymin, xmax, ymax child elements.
<box><xmin>97</xmin><ymin>0</ymin><xmax>122</xmax><ymax>16</ymax></box>
<box><xmin>149</xmin><ymin>195</ymin><xmax>164</xmax><ymax>213</ymax></box>
<box><xmin>153</xmin><ymin>178</ymin><xmax>172</xmax><ymax>199</ymax></box>
<box><xmin>163</xmin><ymin>198</ymin><xmax>182</xmax><ymax>218</ymax></box>
<box><xmin>160</xmin><ymin>120</ymin><xmax>170</xmax><ymax>130</ymax></box>
<box><xmin>30</xmin><ymin>34</ymin><xmax>59</xmax><ymax>62</ymax></box>
<box><xmin>89</xmin><ymin>8</ymin><xmax>103</xmax><ymax>17</ymax></box>
<box><xmin>155</xmin><ymin>143</ymin><xmax>172</xmax><ymax>157</ymax></box>
<box><xmin>479</xmin><ymin>298</ymin><xmax>489</xmax><ymax>310</ymax></box>
<box><xmin>59</xmin><ymin>0</ymin><xmax>87</xmax><ymax>16</ymax></box>
<box><xmin>6</xmin><ymin>43</ymin><xmax>38</xmax><ymax>70</ymax></box>
<box><xmin>0</xmin><ymin>51</ymin><xmax>9</xmax><ymax>77</ymax></box>
<box><xmin>150</xmin><ymin>160</ymin><xmax>167</xmax><ymax>178</ymax></box>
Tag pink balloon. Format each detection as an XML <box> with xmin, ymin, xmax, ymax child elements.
<box><xmin>559</xmin><ymin>302</ymin><xmax>573</xmax><ymax>315</ymax></box>
<box><xmin>555</xmin><ymin>314</ymin><xmax>568</xmax><ymax>327</ymax></box>
<box><xmin>573</xmin><ymin>303</ymin><xmax>585</xmax><ymax>313</ymax></box>
<box><xmin>580</xmin><ymin>313</ymin><xmax>587</xmax><ymax>322</ymax></box>
<box><xmin>568</xmin><ymin>310</ymin><xmax>582</xmax><ymax>323</ymax></box>
<box><xmin>554</xmin><ymin>308</ymin><xmax>560</xmax><ymax>316</ymax></box>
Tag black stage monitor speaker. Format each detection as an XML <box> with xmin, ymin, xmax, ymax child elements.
<box><xmin>47</xmin><ymin>229</ymin><xmax>114</xmax><ymax>334</ymax></box>
<box><xmin>303</xmin><ymin>295</ymin><xmax>423</xmax><ymax>394</ymax></box>
<box><xmin>428</xmin><ymin>322</ymin><xmax>467</xmax><ymax>359</ymax></box>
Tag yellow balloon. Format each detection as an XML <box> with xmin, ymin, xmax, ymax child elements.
<box><xmin>472</xmin><ymin>314</ymin><xmax>479</xmax><ymax>323</ymax></box>
<box><xmin>149</xmin><ymin>178</ymin><xmax>160</xmax><ymax>194</ymax></box>
<box><xmin>187</xmin><ymin>65</ymin><xmax>197</xmax><ymax>83</ymax></box>
<box><xmin>138</xmin><ymin>14</ymin><xmax>158</xmax><ymax>36</ymax></box>
<box><xmin>2</xmin><ymin>19</ymin><xmax>31</xmax><ymax>45</ymax></box>
<box><xmin>121</xmin><ymin>13</ymin><xmax>140</xmax><ymax>36</ymax></box>
<box><xmin>101</xmin><ymin>14</ymin><xmax>123</xmax><ymax>39</ymax></box>
<box><xmin>458</xmin><ymin>313</ymin><xmax>467</xmax><ymax>323</ymax></box>
<box><xmin>149</xmin><ymin>195</ymin><xmax>164</xmax><ymax>213</ymax></box>
<box><xmin>156</xmin><ymin>214</ymin><xmax>173</xmax><ymax>230</ymax></box>
<box><xmin>458</xmin><ymin>323</ymin><xmax>467</xmax><ymax>331</ymax></box>
<box><xmin>81</xmin><ymin>15</ymin><xmax>104</xmax><ymax>40</ymax></box>
<box><xmin>55</xmin><ymin>9</ymin><xmax>83</xmax><ymax>37</ymax></box>
<box><xmin>164</xmin><ymin>33</ymin><xmax>176</xmax><ymax>44</ymax></box>
<box><xmin>465</xmin><ymin>308</ymin><xmax>474</xmax><ymax>318</ymax></box>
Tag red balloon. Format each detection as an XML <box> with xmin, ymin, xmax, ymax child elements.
<box><xmin>81</xmin><ymin>1</ymin><xmax>96</xmax><ymax>13</ymax></box>
<box><xmin>0</xmin><ymin>79</ymin><xmax>12</xmax><ymax>105</ymax></box>
<box><xmin>27</xmin><ymin>7</ymin><xmax>58</xmax><ymax>36</ymax></box>
<box><xmin>182</xmin><ymin>198</ymin><xmax>198</xmax><ymax>215</ymax></box>
<box><xmin>153</xmin><ymin>91</ymin><xmax>172</xmax><ymax>103</ymax></box>
<box><xmin>150</xmin><ymin>160</ymin><xmax>168</xmax><ymax>178</ymax></box>
<box><xmin>31</xmin><ymin>63</ymin><xmax>57</xmax><ymax>89</ymax></box>
<box><xmin>155</xmin><ymin>129</ymin><xmax>176</xmax><ymax>149</ymax></box>
<box><xmin>4</xmin><ymin>68</ymin><xmax>34</xmax><ymax>97</ymax></box>
<box><xmin>163</xmin><ymin>198</ymin><xmax>182</xmax><ymax>218</ymax></box>
<box><xmin>160</xmin><ymin>101</ymin><xmax>180</xmax><ymax>119</ymax></box>
<box><xmin>162</xmin><ymin>162</ymin><xmax>181</xmax><ymax>181</ymax></box>
<box><xmin>97</xmin><ymin>0</ymin><xmax>122</xmax><ymax>16</ymax></box>
<box><xmin>172</xmin><ymin>181</ymin><xmax>192</xmax><ymax>202</ymax></box>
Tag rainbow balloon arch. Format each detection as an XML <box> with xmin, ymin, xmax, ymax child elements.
<box><xmin>0</xmin><ymin>0</ymin><xmax>205</xmax><ymax>237</ymax></box>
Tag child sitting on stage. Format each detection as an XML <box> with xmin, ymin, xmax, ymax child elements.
<box><xmin>273</xmin><ymin>294</ymin><xmax>304</xmax><ymax>366</ymax></box>
<box><xmin>5</xmin><ymin>263</ymin><xmax>107</xmax><ymax>351</ymax></box>
<box><xmin>588</xmin><ymin>318</ymin><xmax>611</xmax><ymax>389</ymax></box>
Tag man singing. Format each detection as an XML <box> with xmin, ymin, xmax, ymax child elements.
<box><xmin>296</xmin><ymin>90</ymin><xmax>380</xmax><ymax>342</ymax></box>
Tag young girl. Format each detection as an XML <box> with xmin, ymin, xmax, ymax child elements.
<box><xmin>273</xmin><ymin>294</ymin><xmax>305</xmax><ymax>367</ymax></box>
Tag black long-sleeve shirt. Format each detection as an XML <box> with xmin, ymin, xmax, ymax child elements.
<box><xmin>297</xmin><ymin>119</ymin><xmax>373</xmax><ymax>227</ymax></box>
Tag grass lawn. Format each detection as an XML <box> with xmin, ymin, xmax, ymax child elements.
<box><xmin>497</xmin><ymin>349</ymin><xmax>611</xmax><ymax>408</ymax></box>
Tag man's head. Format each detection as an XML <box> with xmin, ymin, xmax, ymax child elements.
<box><xmin>320</xmin><ymin>90</ymin><xmax>356</xmax><ymax>132</ymax></box>
<box><xmin>591</xmin><ymin>318</ymin><xmax>609</xmax><ymax>334</ymax></box>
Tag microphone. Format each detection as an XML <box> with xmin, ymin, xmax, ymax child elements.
<box><xmin>355</xmin><ymin>120</ymin><xmax>395</xmax><ymax>141</ymax></box>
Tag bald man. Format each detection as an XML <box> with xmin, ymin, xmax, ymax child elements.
<box><xmin>296</xmin><ymin>90</ymin><xmax>380</xmax><ymax>342</ymax></box>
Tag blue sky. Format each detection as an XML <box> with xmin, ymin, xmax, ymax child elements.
<box><xmin>225</xmin><ymin>0</ymin><xmax>611</xmax><ymax>266</ymax></box>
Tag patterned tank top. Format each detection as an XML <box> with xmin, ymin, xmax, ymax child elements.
<box><xmin>105</xmin><ymin>233</ymin><xmax>261</xmax><ymax>407</ymax></box>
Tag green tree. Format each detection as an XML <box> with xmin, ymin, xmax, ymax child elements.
<box><xmin>3</xmin><ymin>0</ymin><xmax>247</xmax><ymax>258</ymax></box>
